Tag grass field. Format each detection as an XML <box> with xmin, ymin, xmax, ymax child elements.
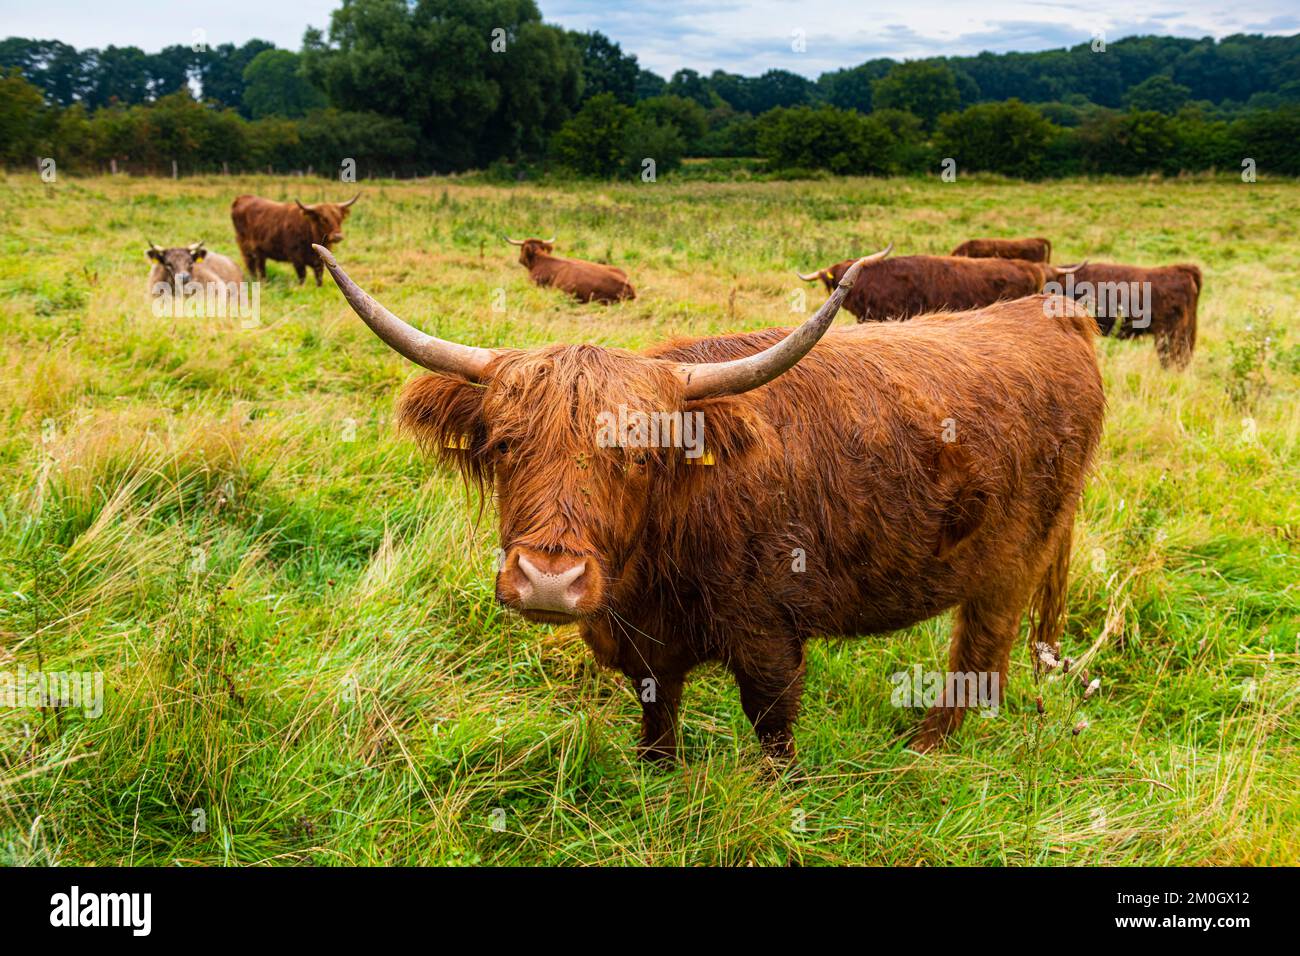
<box><xmin>0</xmin><ymin>171</ymin><xmax>1296</xmax><ymax>866</ymax></box>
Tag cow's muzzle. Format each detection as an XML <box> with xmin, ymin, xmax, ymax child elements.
<box><xmin>496</xmin><ymin>547</ymin><xmax>601</xmax><ymax>622</ymax></box>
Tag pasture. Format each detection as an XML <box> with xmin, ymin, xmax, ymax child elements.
<box><xmin>0</xmin><ymin>171</ymin><xmax>1296</xmax><ymax>865</ymax></box>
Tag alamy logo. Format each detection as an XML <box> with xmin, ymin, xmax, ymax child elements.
<box><xmin>1043</xmin><ymin>274</ymin><xmax>1151</xmax><ymax>328</ymax></box>
<box><xmin>49</xmin><ymin>886</ymin><xmax>151</xmax><ymax>936</ymax></box>
<box><xmin>595</xmin><ymin>405</ymin><xmax>706</xmax><ymax>458</ymax></box>
<box><xmin>0</xmin><ymin>666</ymin><xmax>103</xmax><ymax>718</ymax></box>
<box><xmin>889</xmin><ymin>665</ymin><xmax>1000</xmax><ymax>715</ymax></box>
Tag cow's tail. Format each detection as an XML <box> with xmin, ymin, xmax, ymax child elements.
<box><xmin>1174</xmin><ymin>263</ymin><xmax>1203</xmax><ymax>293</ymax></box>
<box><xmin>1028</xmin><ymin>522</ymin><xmax>1074</xmax><ymax>676</ymax></box>
<box><xmin>1043</xmin><ymin>238</ymin><xmax>1053</xmax><ymax>263</ymax></box>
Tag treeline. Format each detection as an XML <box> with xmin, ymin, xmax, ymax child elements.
<box><xmin>2</xmin><ymin>0</ymin><xmax>1299</xmax><ymax>179</ymax></box>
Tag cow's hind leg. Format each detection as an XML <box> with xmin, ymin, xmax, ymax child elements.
<box><xmin>910</xmin><ymin>591</ymin><xmax>1022</xmax><ymax>752</ymax></box>
<box><xmin>732</xmin><ymin>638</ymin><xmax>805</xmax><ymax>765</ymax></box>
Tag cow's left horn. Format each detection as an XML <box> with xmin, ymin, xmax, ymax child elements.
<box><xmin>503</xmin><ymin>236</ymin><xmax>524</xmax><ymax>246</ymax></box>
<box><xmin>312</xmin><ymin>244</ymin><xmax>496</xmax><ymax>381</ymax></box>
<box><xmin>677</xmin><ymin>243</ymin><xmax>892</xmax><ymax>400</ymax></box>
<box><xmin>795</xmin><ymin>269</ymin><xmax>823</xmax><ymax>281</ymax></box>
<box><xmin>340</xmin><ymin>192</ymin><xmax>360</xmax><ymax>208</ymax></box>
<box><xmin>1056</xmin><ymin>260</ymin><xmax>1088</xmax><ymax>274</ymax></box>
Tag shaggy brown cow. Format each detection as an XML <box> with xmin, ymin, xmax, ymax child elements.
<box><xmin>315</xmin><ymin>243</ymin><xmax>1103</xmax><ymax>766</ymax></box>
<box><xmin>146</xmin><ymin>240</ymin><xmax>242</xmax><ymax>299</ymax></box>
<box><xmin>230</xmin><ymin>193</ymin><xmax>358</xmax><ymax>285</ymax></box>
<box><xmin>797</xmin><ymin>252</ymin><xmax>1082</xmax><ymax>323</ymax></box>
<box><xmin>506</xmin><ymin>237</ymin><xmax>635</xmax><ymax>304</ymax></box>
<box><xmin>1066</xmin><ymin>262</ymin><xmax>1201</xmax><ymax>369</ymax></box>
<box><xmin>952</xmin><ymin>237</ymin><xmax>1052</xmax><ymax>262</ymax></box>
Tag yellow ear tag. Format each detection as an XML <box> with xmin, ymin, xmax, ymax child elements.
<box><xmin>685</xmin><ymin>451</ymin><xmax>715</xmax><ymax>466</ymax></box>
<box><xmin>444</xmin><ymin>434</ymin><xmax>471</xmax><ymax>450</ymax></box>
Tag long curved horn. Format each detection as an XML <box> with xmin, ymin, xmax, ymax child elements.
<box><xmin>795</xmin><ymin>269</ymin><xmax>823</xmax><ymax>281</ymax></box>
<box><xmin>677</xmin><ymin>243</ymin><xmax>891</xmax><ymax>400</ymax></box>
<box><xmin>295</xmin><ymin>199</ymin><xmax>309</xmax><ymax>213</ymax></box>
<box><xmin>1056</xmin><ymin>260</ymin><xmax>1088</xmax><ymax>274</ymax></box>
<box><xmin>543</xmin><ymin>236</ymin><xmax>556</xmax><ymax>243</ymax></box>
<box><xmin>340</xmin><ymin>192</ymin><xmax>360</xmax><ymax>208</ymax></box>
<box><xmin>503</xmin><ymin>236</ymin><xmax>524</xmax><ymax>246</ymax></box>
<box><xmin>313</xmin><ymin>244</ymin><xmax>495</xmax><ymax>381</ymax></box>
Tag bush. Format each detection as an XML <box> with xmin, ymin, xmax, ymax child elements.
<box><xmin>934</xmin><ymin>99</ymin><xmax>1057</xmax><ymax>178</ymax></box>
<box><xmin>755</xmin><ymin>105</ymin><xmax>903</xmax><ymax>175</ymax></box>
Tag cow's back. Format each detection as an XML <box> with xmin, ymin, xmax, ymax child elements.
<box><xmin>646</xmin><ymin>294</ymin><xmax>1103</xmax><ymax>636</ymax></box>
<box><xmin>852</xmin><ymin>256</ymin><xmax>1042</xmax><ymax>320</ymax></box>
<box><xmin>231</xmin><ymin>195</ymin><xmax>307</xmax><ymax>259</ymax></box>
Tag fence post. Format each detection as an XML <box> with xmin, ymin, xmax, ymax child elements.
<box><xmin>172</xmin><ymin>159</ymin><xmax>178</xmax><ymax>179</ymax></box>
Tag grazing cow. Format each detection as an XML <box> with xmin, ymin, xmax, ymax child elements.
<box><xmin>1066</xmin><ymin>262</ymin><xmax>1200</xmax><ymax>369</ymax></box>
<box><xmin>506</xmin><ymin>236</ymin><xmax>636</xmax><ymax>304</ymax></box>
<box><xmin>315</xmin><ymin>241</ymin><xmax>1104</xmax><ymax>766</ymax></box>
<box><xmin>146</xmin><ymin>240</ymin><xmax>242</xmax><ymax>303</ymax></box>
<box><xmin>797</xmin><ymin>251</ymin><xmax>1083</xmax><ymax>322</ymax></box>
<box><xmin>952</xmin><ymin>237</ymin><xmax>1052</xmax><ymax>262</ymax></box>
<box><xmin>230</xmin><ymin>193</ymin><xmax>358</xmax><ymax>285</ymax></box>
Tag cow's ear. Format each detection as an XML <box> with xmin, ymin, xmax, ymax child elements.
<box><xmin>397</xmin><ymin>374</ymin><xmax>491</xmax><ymax>483</ymax></box>
<box><xmin>192</xmin><ymin>247</ymin><xmax>207</xmax><ymax>262</ymax></box>
<box><xmin>681</xmin><ymin>397</ymin><xmax>772</xmax><ymax>472</ymax></box>
<box><xmin>146</xmin><ymin>248</ymin><xmax>162</xmax><ymax>261</ymax></box>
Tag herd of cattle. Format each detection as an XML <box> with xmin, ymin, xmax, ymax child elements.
<box><xmin>141</xmin><ymin>191</ymin><xmax>1205</xmax><ymax>766</ymax></box>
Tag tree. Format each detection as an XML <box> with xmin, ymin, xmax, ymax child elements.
<box><xmin>242</xmin><ymin>49</ymin><xmax>326</xmax><ymax>118</ymax></box>
<box><xmin>572</xmin><ymin>31</ymin><xmax>639</xmax><ymax>105</ymax></box>
<box><xmin>148</xmin><ymin>45</ymin><xmax>196</xmax><ymax>99</ymax></box>
<box><xmin>549</xmin><ymin>92</ymin><xmax>633</xmax><ymax>176</ymax></box>
<box><xmin>197</xmin><ymin>39</ymin><xmax>275</xmax><ymax>111</ymax></box>
<box><xmin>934</xmin><ymin>99</ymin><xmax>1057</xmax><ymax>178</ymax></box>
<box><xmin>816</xmin><ymin>59</ymin><xmax>893</xmax><ymax>112</ymax></box>
<box><xmin>83</xmin><ymin>46</ymin><xmax>152</xmax><ymax>107</ymax></box>
<box><xmin>303</xmin><ymin>0</ymin><xmax>581</xmax><ymax>171</ymax></box>
<box><xmin>666</xmin><ymin>69</ymin><xmax>714</xmax><ymax>107</ymax></box>
<box><xmin>634</xmin><ymin>95</ymin><xmax>707</xmax><ymax>152</ymax></box>
<box><xmin>0</xmin><ymin>68</ymin><xmax>49</xmax><ymax>163</ymax></box>
<box><xmin>1125</xmin><ymin>74</ymin><xmax>1192</xmax><ymax>113</ymax></box>
<box><xmin>871</xmin><ymin>60</ymin><xmax>960</xmax><ymax>130</ymax></box>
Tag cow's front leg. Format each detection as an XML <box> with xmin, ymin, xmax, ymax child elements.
<box><xmin>293</xmin><ymin>261</ymin><xmax>307</xmax><ymax>284</ymax></box>
<box><xmin>312</xmin><ymin>263</ymin><xmax>324</xmax><ymax>286</ymax></box>
<box><xmin>629</xmin><ymin>669</ymin><xmax>682</xmax><ymax>765</ymax></box>
<box><xmin>732</xmin><ymin>641</ymin><xmax>805</xmax><ymax>765</ymax></box>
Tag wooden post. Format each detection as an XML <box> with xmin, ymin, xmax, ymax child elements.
<box><xmin>110</xmin><ymin>158</ymin><xmax>117</xmax><ymax>175</ymax></box>
<box><xmin>172</xmin><ymin>159</ymin><xmax>178</xmax><ymax>179</ymax></box>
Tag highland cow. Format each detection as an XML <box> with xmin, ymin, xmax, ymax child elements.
<box><xmin>231</xmin><ymin>193</ymin><xmax>358</xmax><ymax>285</ymax></box>
<box><xmin>952</xmin><ymin>237</ymin><xmax>1053</xmax><ymax>262</ymax></box>
<box><xmin>797</xmin><ymin>251</ymin><xmax>1083</xmax><ymax>323</ymax></box>
<box><xmin>506</xmin><ymin>237</ymin><xmax>636</xmax><ymax>304</ymax></box>
<box><xmin>316</xmin><ymin>242</ymin><xmax>1104</xmax><ymax>766</ymax></box>
<box><xmin>1067</xmin><ymin>262</ymin><xmax>1201</xmax><ymax>369</ymax></box>
<box><xmin>146</xmin><ymin>240</ymin><xmax>242</xmax><ymax>303</ymax></box>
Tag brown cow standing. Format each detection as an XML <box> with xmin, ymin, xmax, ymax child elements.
<box><xmin>315</xmin><ymin>242</ymin><xmax>1105</xmax><ymax>767</ymax></box>
<box><xmin>146</xmin><ymin>240</ymin><xmax>243</xmax><ymax>302</ymax></box>
<box><xmin>507</xmin><ymin>237</ymin><xmax>635</xmax><ymax>304</ymax></box>
<box><xmin>231</xmin><ymin>193</ymin><xmax>358</xmax><ymax>285</ymax></box>
<box><xmin>798</xmin><ymin>253</ymin><xmax>1080</xmax><ymax>323</ymax></box>
<box><xmin>951</xmin><ymin>237</ymin><xmax>1052</xmax><ymax>262</ymax></box>
<box><xmin>1068</xmin><ymin>262</ymin><xmax>1201</xmax><ymax>369</ymax></box>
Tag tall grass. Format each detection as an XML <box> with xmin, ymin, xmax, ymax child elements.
<box><xmin>0</xmin><ymin>171</ymin><xmax>1295</xmax><ymax>865</ymax></box>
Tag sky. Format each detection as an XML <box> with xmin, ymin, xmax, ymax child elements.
<box><xmin>2</xmin><ymin>0</ymin><xmax>1298</xmax><ymax>78</ymax></box>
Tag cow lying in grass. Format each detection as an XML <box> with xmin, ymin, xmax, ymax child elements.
<box><xmin>146</xmin><ymin>241</ymin><xmax>242</xmax><ymax>304</ymax></box>
<box><xmin>506</xmin><ymin>237</ymin><xmax>636</xmax><ymax>304</ymax></box>
<box><xmin>317</xmin><ymin>242</ymin><xmax>1104</xmax><ymax>766</ymax></box>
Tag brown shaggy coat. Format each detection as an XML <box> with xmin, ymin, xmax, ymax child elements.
<box><xmin>396</xmin><ymin>293</ymin><xmax>1105</xmax><ymax>761</ymax></box>
<box><xmin>231</xmin><ymin>194</ymin><xmax>356</xmax><ymax>285</ymax></box>
<box><xmin>952</xmin><ymin>237</ymin><xmax>1053</xmax><ymax>262</ymax></box>
<box><xmin>1070</xmin><ymin>262</ymin><xmax>1201</xmax><ymax>369</ymax></box>
<box><xmin>808</xmin><ymin>255</ymin><xmax>1056</xmax><ymax>322</ymax></box>
<box><xmin>515</xmin><ymin>239</ymin><xmax>636</xmax><ymax>304</ymax></box>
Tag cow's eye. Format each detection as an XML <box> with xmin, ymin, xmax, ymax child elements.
<box><xmin>631</xmin><ymin>452</ymin><xmax>648</xmax><ymax>466</ymax></box>
<box><xmin>495</xmin><ymin>441</ymin><xmax>510</xmax><ymax>456</ymax></box>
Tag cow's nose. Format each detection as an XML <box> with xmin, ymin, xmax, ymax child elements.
<box><xmin>175</xmin><ymin>272</ymin><xmax>191</xmax><ymax>286</ymax></box>
<box><xmin>502</xmin><ymin>549</ymin><xmax>589</xmax><ymax>614</ymax></box>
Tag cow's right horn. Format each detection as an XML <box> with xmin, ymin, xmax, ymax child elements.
<box><xmin>795</xmin><ymin>269</ymin><xmax>823</xmax><ymax>281</ymax></box>
<box><xmin>503</xmin><ymin>236</ymin><xmax>524</xmax><ymax>246</ymax></box>
<box><xmin>313</xmin><ymin>244</ymin><xmax>496</xmax><ymax>381</ymax></box>
<box><xmin>677</xmin><ymin>243</ymin><xmax>891</xmax><ymax>399</ymax></box>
